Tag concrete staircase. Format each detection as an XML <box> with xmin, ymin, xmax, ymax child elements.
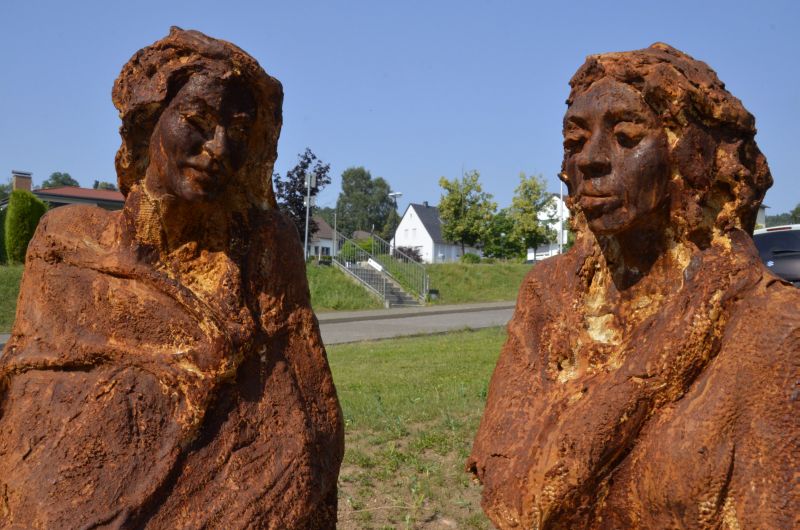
<box><xmin>334</xmin><ymin>261</ymin><xmax>422</xmax><ymax>308</ymax></box>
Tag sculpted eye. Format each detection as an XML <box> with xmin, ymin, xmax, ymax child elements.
<box><xmin>564</xmin><ymin>133</ymin><xmax>587</xmax><ymax>153</ymax></box>
<box><xmin>181</xmin><ymin>111</ymin><xmax>214</xmax><ymax>135</ymax></box>
<box><xmin>614</xmin><ymin>122</ymin><xmax>646</xmax><ymax>148</ymax></box>
<box><xmin>227</xmin><ymin>123</ymin><xmax>248</xmax><ymax>142</ymax></box>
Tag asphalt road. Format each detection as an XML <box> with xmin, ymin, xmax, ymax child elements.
<box><xmin>317</xmin><ymin>301</ymin><xmax>514</xmax><ymax>344</ymax></box>
<box><xmin>0</xmin><ymin>301</ymin><xmax>516</xmax><ymax>351</ymax></box>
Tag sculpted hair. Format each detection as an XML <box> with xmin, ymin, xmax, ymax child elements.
<box><xmin>112</xmin><ymin>27</ymin><xmax>283</xmax><ymax>206</ymax></box>
<box><xmin>564</xmin><ymin>43</ymin><xmax>772</xmax><ymax>237</ymax></box>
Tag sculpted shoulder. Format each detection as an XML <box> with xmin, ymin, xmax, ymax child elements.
<box><xmin>517</xmin><ymin>248</ymin><xmax>584</xmax><ymax>304</ymax></box>
<box><xmin>27</xmin><ymin>204</ymin><xmax>125</xmax><ymax>262</ymax></box>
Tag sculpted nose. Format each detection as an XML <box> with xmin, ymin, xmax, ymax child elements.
<box><xmin>578</xmin><ymin>133</ymin><xmax>611</xmax><ymax>179</ymax></box>
<box><xmin>204</xmin><ymin>125</ymin><xmax>229</xmax><ymax>159</ymax></box>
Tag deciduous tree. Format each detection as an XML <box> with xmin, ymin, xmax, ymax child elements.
<box><xmin>273</xmin><ymin>148</ymin><xmax>331</xmax><ymax>239</ymax></box>
<box><xmin>508</xmin><ymin>173</ymin><xmax>555</xmax><ymax>254</ymax></box>
<box><xmin>483</xmin><ymin>208</ymin><xmax>525</xmax><ymax>259</ymax></box>
<box><xmin>335</xmin><ymin>167</ymin><xmax>394</xmax><ymax>237</ymax></box>
<box><xmin>438</xmin><ymin>170</ymin><xmax>496</xmax><ymax>253</ymax></box>
<box><xmin>93</xmin><ymin>180</ymin><xmax>118</xmax><ymax>191</ymax></box>
<box><xmin>41</xmin><ymin>172</ymin><xmax>79</xmax><ymax>189</ymax></box>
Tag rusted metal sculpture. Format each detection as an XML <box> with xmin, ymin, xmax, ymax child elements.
<box><xmin>0</xmin><ymin>28</ymin><xmax>343</xmax><ymax>529</ymax></box>
<box><xmin>468</xmin><ymin>43</ymin><xmax>799</xmax><ymax>529</ymax></box>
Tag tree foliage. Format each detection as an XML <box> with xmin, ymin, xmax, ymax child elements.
<box><xmin>765</xmin><ymin>202</ymin><xmax>800</xmax><ymax>227</ymax></box>
<box><xmin>273</xmin><ymin>148</ymin><xmax>331</xmax><ymax>239</ymax></box>
<box><xmin>335</xmin><ymin>167</ymin><xmax>394</xmax><ymax>237</ymax></box>
<box><xmin>508</xmin><ymin>173</ymin><xmax>555</xmax><ymax>251</ymax></box>
<box><xmin>382</xmin><ymin>207</ymin><xmax>401</xmax><ymax>241</ymax></box>
<box><xmin>41</xmin><ymin>172</ymin><xmax>79</xmax><ymax>189</ymax></box>
<box><xmin>482</xmin><ymin>208</ymin><xmax>525</xmax><ymax>259</ymax></box>
<box><xmin>4</xmin><ymin>190</ymin><xmax>47</xmax><ymax>264</ymax></box>
<box><xmin>93</xmin><ymin>180</ymin><xmax>118</xmax><ymax>191</ymax></box>
<box><xmin>437</xmin><ymin>170</ymin><xmax>496</xmax><ymax>252</ymax></box>
<box><xmin>0</xmin><ymin>179</ymin><xmax>10</xmax><ymax>204</ymax></box>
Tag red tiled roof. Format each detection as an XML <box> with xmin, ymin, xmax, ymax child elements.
<box><xmin>35</xmin><ymin>186</ymin><xmax>124</xmax><ymax>202</ymax></box>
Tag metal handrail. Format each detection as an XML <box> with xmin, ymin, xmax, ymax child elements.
<box><xmin>369</xmin><ymin>233</ymin><xmax>429</xmax><ymax>303</ymax></box>
<box><xmin>331</xmin><ymin>230</ymin><xmax>388</xmax><ymax>303</ymax></box>
<box><xmin>331</xmin><ymin>229</ymin><xmax>428</xmax><ymax>305</ymax></box>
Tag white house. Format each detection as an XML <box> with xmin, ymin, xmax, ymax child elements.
<box><xmin>527</xmin><ymin>193</ymin><xmax>571</xmax><ymax>261</ymax></box>
<box><xmin>306</xmin><ymin>215</ymin><xmax>334</xmax><ymax>258</ymax></box>
<box><xmin>391</xmin><ymin>202</ymin><xmax>480</xmax><ymax>263</ymax></box>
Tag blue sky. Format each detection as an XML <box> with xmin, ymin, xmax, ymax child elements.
<box><xmin>1</xmin><ymin>0</ymin><xmax>798</xmax><ymax>215</ymax></box>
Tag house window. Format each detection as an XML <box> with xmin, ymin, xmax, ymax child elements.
<box><xmin>412</xmin><ymin>228</ymin><xmax>416</xmax><ymax>238</ymax></box>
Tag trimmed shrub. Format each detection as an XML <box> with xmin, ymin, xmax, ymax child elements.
<box><xmin>394</xmin><ymin>246</ymin><xmax>422</xmax><ymax>263</ymax></box>
<box><xmin>460</xmin><ymin>252</ymin><xmax>481</xmax><ymax>264</ymax></box>
<box><xmin>4</xmin><ymin>190</ymin><xmax>47</xmax><ymax>264</ymax></box>
<box><xmin>0</xmin><ymin>208</ymin><xmax>6</xmax><ymax>264</ymax></box>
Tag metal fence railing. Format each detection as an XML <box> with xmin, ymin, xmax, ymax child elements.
<box><xmin>331</xmin><ymin>230</ymin><xmax>388</xmax><ymax>302</ymax></box>
<box><xmin>331</xmin><ymin>230</ymin><xmax>429</xmax><ymax>304</ymax></box>
<box><xmin>369</xmin><ymin>233</ymin><xmax>429</xmax><ymax>303</ymax></box>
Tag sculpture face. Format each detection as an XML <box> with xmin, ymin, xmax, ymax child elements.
<box><xmin>149</xmin><ymin>74</ymin><xmax>256</xmax><ymax>201</ymax></box>
<box><xmin>563</xmin><ymin>78</ymin><xmax>670</xmax><ymax>235</ymax></box>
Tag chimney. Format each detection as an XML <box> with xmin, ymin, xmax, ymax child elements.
<box><xmin>423</xmin><ymin>201</ymin><xmax>429</xmax><ymax>207</ymax></box>
<box><xmin>11</xmin><ymin>170</ymin><xmax>32</xmax><ymax>192</ymax></box>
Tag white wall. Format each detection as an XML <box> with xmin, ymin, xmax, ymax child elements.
<box><xmin>392</xmin><ymin>206</ymin><xmax>434</xmax><ymax>262</ymax></box>
<box><xmin>307</xmin><ymin>237</ymin><xmax>334</xmax><ymax>257</ymax></box>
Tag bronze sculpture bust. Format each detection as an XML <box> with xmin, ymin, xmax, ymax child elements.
<box><xmin>0</xmin><ymin>28</ymin><xmax>343</xmax><ymax>529</ymax></box>
<box><xmin>468</xmin><ymin>43</ymin><xmax>799</xmax><ymax>529</ymax></box>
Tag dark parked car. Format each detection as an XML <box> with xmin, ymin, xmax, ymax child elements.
<box><xmin>753</xmin><ymin>225</ymin><xmax>800</xmax><ymax>287</ymax></box>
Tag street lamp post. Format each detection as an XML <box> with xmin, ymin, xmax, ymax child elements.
<box><xmin>388</xmin><ymin>191</ymin><xmax>402</xmax><ymax>250</ymax></box>
<box><xmin>303</xmin><ymin>172</ymin><xmax>317</xmax><ymax>260</ymax></box>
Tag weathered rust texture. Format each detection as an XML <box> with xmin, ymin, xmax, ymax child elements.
<box><xmin>468</xmin><ymin>43</ymin><xmax>799</xmax><ymax>529</ymax></box>
<box><xmin>0</xmin><ymin>28</ymin><xmax>343</xmax><ymax>529</ymax></box>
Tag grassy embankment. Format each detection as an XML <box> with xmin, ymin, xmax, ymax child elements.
<box><xmin>0</xmin><ymin>264</ymin><xmax>381</xmax><ymax>332</ymax></box>
<box><xmin>307</xmin><ymin>263</ymin><xmax>383</xmax><ymax>312</ymax></box>
<box><xmin>426</xmin><ymin>262</ymin><xmax>531</xmax><ymax>305</ymax></box>
<box><xmin>0</xmin><ymin>261</ymin><xmax>533</xmax><ymax>331</ymax></box>
<box><xmin>330</xmin><ymin>327</ymin><xmax>504</xmax><ymax>529</ymax></box>
<box><xmin>0</xmin><ymin>265</ymin><xmax>23</xmax><ymax>332</ymax></box>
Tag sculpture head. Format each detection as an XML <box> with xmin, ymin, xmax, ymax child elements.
<box><xmin>562</xmin><ymin>43</ymin><xmax>772</xmax><ymax>243</ymax></box>
<box><xmin>112</xmin><ymin>27</ymin><xmax>283</xmax><ymax>208</ymax></box>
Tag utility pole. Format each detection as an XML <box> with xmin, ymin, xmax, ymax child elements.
<box><xmin>333</xmin><ymin>210</ymin><xmax>338</xmax><ymax>257</ymax></box>
<box><xmin>388</xmin><ymin>191</ymin><xmax>402</xmax><ymax>251</ymax></box>
<box><xmin>303</xmin><ymin>172</ymin><xmax>316</xmax><ymax>260</ymax></box>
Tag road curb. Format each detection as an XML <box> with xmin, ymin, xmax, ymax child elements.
<box><xmin>315</xmin><ymin>302</ymin><xmax>516</xmax><ymax>324</ymax></box>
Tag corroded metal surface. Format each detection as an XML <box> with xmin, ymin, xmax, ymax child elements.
<box><xmin>0</xmin><ymin>28</ymin><xmax>343</xmax><ymax>529</ymax></box>
<box><xmin>468</xmin><ymin>43</ymin><xmax>799</xmax><ymax>529</ymax></box>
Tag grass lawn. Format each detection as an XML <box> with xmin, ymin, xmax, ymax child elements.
<box><xmin>426</xmin><ymin>262</ymin><xmax>532</xmax><ymax>305</ymax></box>
<box><xmin>329</xmin><ymin>327</ymin><xmax>505</xmax><ymax>529</ymax></box>
<box><xmin>0</xmin><ymin>265</ymin><xmax>23</xmax><ymax>332</ymax></box>
<box><xmin>307</xmin><ymin>263</ymin><xmax>383</xmax><ymax>312</ymax></box>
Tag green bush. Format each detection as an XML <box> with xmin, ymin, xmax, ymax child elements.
<box><xmin>0</xmin><ymin>208</ymin><xmax>6</xmax><ymax>264</ymax></box>
<box><xmin>481</xmin><ymin>257</ymin><xmax>496</xmax><ymax>264</ymax></box>
<box><xmin>460</xmin><ymin>252</ymin><xmax>481</xmax><ymax>264</ymax></box>
<box><xmin>4</xmin><ymin>190</ymin><xmax>47</xmax><ymax>264</ymax></box>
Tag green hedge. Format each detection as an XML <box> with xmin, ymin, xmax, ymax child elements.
<box><xmin>4</xmin><ymin>190</ymin><xmax>47</xmax><ymax>264</ymax></box>
<box><xmin>460</xmin><ymin>252</ymin><xmax>481</xmax><ymax>264</ymax></box>
<box><xmin>0</xmin><ymin>208</ymin><xmax>6</xmax><ymax>264</ymax></box>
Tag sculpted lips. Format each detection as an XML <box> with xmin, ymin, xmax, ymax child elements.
<box><xmin>579</xmin><ymin>187</ymin><xmax>622</xmax><ymax>214</ymax></box>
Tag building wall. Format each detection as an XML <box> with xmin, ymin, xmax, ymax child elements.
<box><xmin>392</xmin><ymin>207</ymin><xmax>434</xmax><ymax>262</ymax></box>
<box><xmin>307</xmin><ymin>238</ymin><xmax>334</xmax><ymax>258</ymax></box>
